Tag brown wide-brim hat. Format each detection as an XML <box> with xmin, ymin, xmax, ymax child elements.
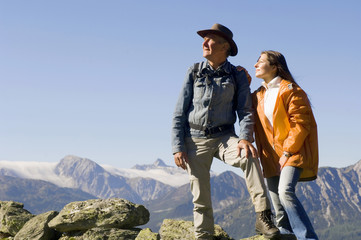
<box><xmin>197</xmin><ymin>23</ymin><xmax>238</xmax><ymax>56</ymax></box>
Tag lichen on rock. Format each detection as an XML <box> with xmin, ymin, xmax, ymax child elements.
<box><xmin>0</xmin><ymin>201</ymin><xmax>34</xmax><ymax>236</ymax></box>
<box><xmin>159</xmin><ymin>219</ymin><xmax>233</xmax><ymax>240</ymax></box>
<box><xmin>14</xmin><ymin>210</ymin><xmax>59</xmax><ymax>240</ymax></box>
<box><xmin>48</xmin><ymin>198</ymin><xmax>149</xmax><ymax>232</ymax></box>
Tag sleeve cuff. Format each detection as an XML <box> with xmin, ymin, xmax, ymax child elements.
<box><xmin>172</xmin><ymin>146</ymin><xmax>186</xmax><ymax>155</ymax></box>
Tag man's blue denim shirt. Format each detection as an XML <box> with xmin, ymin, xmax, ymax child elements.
<box><xmin>171</xmin><ymin>60</ymin><xmax>255</xmax><ymax>154</ymax></box>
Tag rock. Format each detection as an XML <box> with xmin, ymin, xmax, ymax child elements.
<box><xmin>240</xmin><ymin>234</ymin><xmax>297</xmax><ymax>240</ymax></box>
<box><xmin>240</xmin><ymin>235</ymin><xmax>266</xmax><ymax>240</ymax></box>
<box><xmin>0</xmin><ymin>201</ymin><xmax>34</xmax><ymax>236</ymax></box>
<box><xmin>159</xmin><ymin>219</ymin><xmax>233</xmax><ymax>240</ymax></box>
<box><xmin>83</xmin><ymin>228</ymin><xmax>140</xmax><ymax>240</ymax></box>
<box><xmin>14</xmin><ymin>211</ymin><xmax>59</xmax><ymax>240</ymax></box>
<box><xmin>59</xmin><ymin>227</ymin><xmax>141</xmax><ymax>240</ymax></box>
<box><xmin>135</xmin><ymin>228</ymin><xmax>160</xmax><ymax>240</ymax></box>
<box><xmin>58</xmin><ymin>230</ymin><xmax>84</xmax><ymax>240</ymax></box>
<box><xmin>0</xmin><ymin>232</ymin><xmax>13</xmax><ymax>239</ymax></box>
<box><xmin>48</xmin><ymin>198</ymin><xmax>149</xmax><ymax>232</ymax></box>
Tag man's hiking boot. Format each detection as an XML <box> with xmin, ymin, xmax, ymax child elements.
<box><xmin>255</xmin><ymin>209</ymin><xmax>280</xmax><ymax>239</ymax></box>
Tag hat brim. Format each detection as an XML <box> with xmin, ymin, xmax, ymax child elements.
<box><xmin>197</xmin><ymin>29</ymin><xmax>238</xmax><ymax>56</ymax></box>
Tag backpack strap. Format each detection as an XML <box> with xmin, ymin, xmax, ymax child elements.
<box><xmin>230</xmin><ymin>65</ymin><xmax>238</xmax><ymax>89</ymax></box>
<box><xmin>229</xmin><ymin>65</ymin><xmax>239</xmax><ymax>111</ymax></box>
<box><xmin>230</xmin><ymin>65</ymin><xmax>252</xmax><ymax>111</ymax></box>
<box><xmin>192</xmin><ymin>62</ymin><xmax>201</xmax><ymax>82</ymax></box>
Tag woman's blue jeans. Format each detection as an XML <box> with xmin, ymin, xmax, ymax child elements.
<box><xmin>266</xmin><ymin>166</ymin><xmax>318</xmax><ymax>240</ymax></box>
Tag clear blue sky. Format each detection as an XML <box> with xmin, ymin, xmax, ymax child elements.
<box><xmin>1</xmin><ymin>0</ymin><xmax>360</xmax><ymax>173</ymax></box>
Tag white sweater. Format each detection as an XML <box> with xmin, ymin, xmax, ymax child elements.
<box><xmin>261</xmin><ymin>76</ymin><xmax>281</xmax><ymax>127</ymax></box>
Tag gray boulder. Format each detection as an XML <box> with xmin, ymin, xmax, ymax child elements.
<box><xmin>159</xmin><ymin>219</ymin><xmax>233</xmax><ymax>240</ymax></box>
<box><xmin>48</xmin><ymin>198</ymin><xmax>149</xmax><ymax>232</ymax></box>
<box><xmin>14</xmin><ymin>211</ymin><xmax>59</xmax><ymax>240</ymax></box>
<box><xmin>0</xmin><ymin>201</ymin><xmax>34</xmax><ymax>236</ymax></box>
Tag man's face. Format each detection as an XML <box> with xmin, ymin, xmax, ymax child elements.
<box><xmin>202</xmin><ymin>34</ymin><xmax>229</xmax><ymax>62</ymax></box>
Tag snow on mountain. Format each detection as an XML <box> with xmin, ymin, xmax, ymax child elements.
<box><xmin>0</xmin><ymin>156</ymin><xmax>220</xmax><ymax>188</ymax></box>
<box><xmin>0</xmin><ymin>160</ymin><xmax>73</xmax><ymax>187</ymax></box>
<box><xmin>0</xmin><ymin>156</ymin><xmax>193</xmax><ymax>188</ymax></box>
<box><xmin>102</xmin><ymin>159</ymin><xmax>190</xmax><ymax>187</ymax></box>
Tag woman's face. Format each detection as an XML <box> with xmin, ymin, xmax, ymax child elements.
<box><xmin>254</xmin><ymin>54</ymin><xmax>277</xmax><ymax>82</ymax></box>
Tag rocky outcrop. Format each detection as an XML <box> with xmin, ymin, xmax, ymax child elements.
<box><xmin>58</xmin><ymin>228</ymin><xmax>142</xmax><ymax>240</ymax></box>
<box><xmin>0</xmin><ymin>198</ymin><xmax>272</xmax><ymax>240</ymax></box>
<box><xmin>0</xmin><ymin>201</ymin><xmax>33</xmax><ymax>237</ymax></box>
<box><xmin>0</xmin><ymin>199</ymin><xmax>150</xmax><ymax>239</ymax></box>
<box><xmin>159</xmin><ymin>219</ymin><xmax>233</xmax><ymax>240</ymax></box>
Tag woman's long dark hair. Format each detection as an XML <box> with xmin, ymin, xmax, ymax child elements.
<box><xmin>262</xmin><ymin>50</ymin><xmax>313</xmax><ymax>105</ymax></box>
<box><xmin>262</xmin><ymin>50</ymin><xmax>297</xmax><ymax>85</ymax></box>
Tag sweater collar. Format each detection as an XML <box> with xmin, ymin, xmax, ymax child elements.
<box><xmin>262</xmin><ymin>76</ymin><xmax>281</xmax><ymax>90</ymax></box>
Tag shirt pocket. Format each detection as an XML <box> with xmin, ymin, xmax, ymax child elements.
<box><xmin>193</xmin><ymin>79</ymin><xmax>207</xmax><ymax>101</ymax></box>
<box><xmin>220</xmin><ymin>79</ymin><xmax>235</xmax><ymax>102</ymax></box>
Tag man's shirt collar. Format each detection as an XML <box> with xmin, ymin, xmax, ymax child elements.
<box><xmin>200</xmin><ymin>60</ymin><xmax>231</xmax><ymax>76</ymax></box>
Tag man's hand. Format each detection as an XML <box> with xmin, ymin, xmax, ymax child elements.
<box><xmin>174</xmin><ymin>152</ymin><xmax>189</xmax><ymax>170</ymax></box>
<box><xmin>237</xmin><ymin>139</ymin><xmax>258</xmax><ymax>159</ymax></box>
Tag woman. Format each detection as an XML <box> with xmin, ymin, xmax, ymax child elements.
<box><xmin>252</xmin><ymin>50</ymin><xmax>319</xmax><ymax>240</ymax></box>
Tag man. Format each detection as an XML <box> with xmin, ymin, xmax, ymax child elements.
<box><xmin>171</xmin><ymin>23</ymin><xmax>280</xmax><ymax>240</ymax></box>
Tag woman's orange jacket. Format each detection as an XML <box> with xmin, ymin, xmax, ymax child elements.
<box><xmin>252</xmin><ymin>79</ymin><xmax>318</xmax><ymax>181</ymax></box>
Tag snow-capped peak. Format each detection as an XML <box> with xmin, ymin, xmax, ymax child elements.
<box><xmin>0</xmin><ymin>156</ymin><xmax>191</xmax><ymax>187</ymax></box>
<box><xmin>102</xmin><ymin>159</ymin><xmax>190</xmax><ymax>187</ymax></box>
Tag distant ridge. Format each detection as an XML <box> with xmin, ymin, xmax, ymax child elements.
<box><xmin>0</xmin><ymin>155</ymin><xmax>190</xmax><ymax>187</ymax></box>
<box><xmin>132</xmin><ymin>158</ymin><xmax>169</xmax><ymax>170</ymax></box>
<box><xmin>0</xmin><ymin>175</ymin><xmax>96</xmax><ymax>214</ymax></box>
<box><xmin>0</xmin><ymin>155</ymin><xmax>188</xmax><ymax>202</ymax></box>
<box><xmin>0</xmin><ymin>156</ymin><xmax>361</xmax><ymax>239</ymax></box>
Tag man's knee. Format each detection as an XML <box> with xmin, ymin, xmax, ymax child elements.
<box><xmin>193</xmin><ymin>204</ymin><xmax>213</xmax><ymax>214</ymax></box>
<box><xmin>238</xmin><ymin>154</ymin><xmax>261</xmax><ymax>171</ymax></box>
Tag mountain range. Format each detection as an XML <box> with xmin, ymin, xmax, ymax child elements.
<box><xmin>0</xmin><ymin>155</ymin><xmax>361</xmax><ymax>239</ymax></box>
